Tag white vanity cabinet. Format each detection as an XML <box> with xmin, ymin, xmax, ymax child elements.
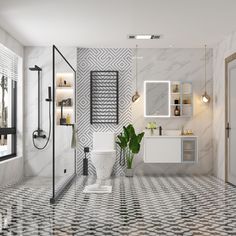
<box><xmin>144</xmin><ymin>136</ymin><xmax>198</xmax><ymax>163</ymax></box>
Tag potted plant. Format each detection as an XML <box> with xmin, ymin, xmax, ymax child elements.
<box><xmin>116</xmin><ymin>124</ymin><xmax>144</xmax><ymax>177</ymax></box>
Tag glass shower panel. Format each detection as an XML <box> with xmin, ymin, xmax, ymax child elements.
<box><xmin>52</xmin><ymin>46</ymin><xmax>76</xmax><ymax>202</ymax></box>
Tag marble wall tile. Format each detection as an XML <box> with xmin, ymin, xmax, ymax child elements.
<box><xmin>213</xmin><ymin>31</ymin><xmax>236</xmax><ymax>180</ymax></box>
<box><xmin>132</xmin><ymin>49</ymin><xmax>213</xmax><ymax>175</ymax></box>
<box><xmin>23</xmin><ymin>46</ymin><xmax>77</xmax><ymax>177</ymax></box>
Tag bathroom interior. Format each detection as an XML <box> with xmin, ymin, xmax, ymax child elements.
<box><xmin>0</xmin><ymin>0</ymin><xmax>236</xmax><ymax>235</ymax></box>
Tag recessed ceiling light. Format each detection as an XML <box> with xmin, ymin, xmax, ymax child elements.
<box><xmin>128</xmin><ymin>34</ymin><xmax>161</xmax><ymax>40</ymax></box>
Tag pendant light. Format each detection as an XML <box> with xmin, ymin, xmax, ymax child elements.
<box><xmin>201</xmin><ymin>45</ymin><xmax>210</xmax><ymax>103</ymax></box>
<box><xmin>132</xmin><ymin>45</ymin><xmax>140</xmax><ymax>103</ymax></box>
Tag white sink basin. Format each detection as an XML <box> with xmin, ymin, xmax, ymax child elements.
<box><xmin>163</xmin><ymin>130</ymin><xmax>181</xmax><ymax>136</ymax></box>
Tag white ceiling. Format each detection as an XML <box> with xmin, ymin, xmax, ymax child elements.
<box><xmin>0</xmin><ymin>0</ymin><xmax>236</xmax><ymax>48</ymax></box>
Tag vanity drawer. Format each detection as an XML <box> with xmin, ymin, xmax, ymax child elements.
<box><xmin>144</xmin><ymin>137</ymin><xmax>181</xmax><ymax>163</ymax></box>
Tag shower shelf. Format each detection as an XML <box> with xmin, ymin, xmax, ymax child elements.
<box><xmin>60</xmin><ymin>123</ymin><xmax>74</xmax><ymax>126</ymax></box>
<box><xmin>55</xmin><ymin>73</ymin><xmax>75</xmax><ymax>125</ymax></box>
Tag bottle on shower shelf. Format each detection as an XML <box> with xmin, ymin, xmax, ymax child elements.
<box><xmin>66</xmin><ymin>113</ymin><xmax>71</xmax><ymax>124</ymax></box>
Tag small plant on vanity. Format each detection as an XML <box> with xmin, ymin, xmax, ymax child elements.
<box><xmin>116</xmin><ymin>124</ymin><xmax>144</xmax><ymax>177</ymax></box>
<box><xmin>145</xmin><ymin>122</ymin><xmax>157</xmax><ymax>135</ymax></box>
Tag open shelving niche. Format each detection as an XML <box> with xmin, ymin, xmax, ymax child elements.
<box><xmin>170</xmin><ymin>81</ymin><xmax>192</xmax><ymax>118</ymax></box>
<box><xmin>55</xmin><ymin>73</ymin><xmax>75</xmax><ymax>125</ymax></box>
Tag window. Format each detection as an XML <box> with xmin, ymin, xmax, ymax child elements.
<box><xmin>0</xmin><ymin>44</ymin><xmax>17</xmax><ymax>161</ymax></box>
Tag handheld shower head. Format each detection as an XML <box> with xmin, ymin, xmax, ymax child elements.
<box><xmin>29</xmin><ymin>65</ymin><xmax>42</xmax><ymax>71</ymax></box>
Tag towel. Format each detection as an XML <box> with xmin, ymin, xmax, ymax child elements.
<box><xmin>71</xmin><ymin>124</ymin><xmax>78</xmax><ymax>149</ymax></box>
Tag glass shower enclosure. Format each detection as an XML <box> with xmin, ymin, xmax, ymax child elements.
<box><xmin>50</xmin><ymin>45</ymin><xmax>76</xmax><ymax>203</ymax></box>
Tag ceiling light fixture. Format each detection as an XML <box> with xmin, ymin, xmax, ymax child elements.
<box><xmin>201</xmin><ymin>45</ymin><xmax>210</xmax><ymax>103</ymax></box>
<box><xmin>135</xmin><ymin>35</ymin><xmax>152</xmax><ymax>40</ymax></box>
<box><xmin>128</xmin><ymin>34</ymin><xmax>161</xmax><ymax>40</ymax></box>
<box><xmin>132</xmin><ymin>45</ymin><xmax>140</xmax><ymax>103</ymax></box>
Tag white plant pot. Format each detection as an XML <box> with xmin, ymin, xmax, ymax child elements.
<box><xmin>125</xmin><ymin>168</ymin><xmax>134</xmax><ymax>177</ymax></box>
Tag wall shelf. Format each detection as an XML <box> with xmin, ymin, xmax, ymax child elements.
<box><xmin>170</xmin><ymin>81</ymin><xmax>193</xmax><ymax>117</ymax></box>
<box><xmin>55</xmin><ymin>73</ymin><xmax>75</xmax><ymax>125</ymax></box>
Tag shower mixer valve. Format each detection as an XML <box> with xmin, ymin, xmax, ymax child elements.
<box><xmin>33</xmin><ymin>129</ymin><xmax>46</xmax><ymax>139</ymax></box>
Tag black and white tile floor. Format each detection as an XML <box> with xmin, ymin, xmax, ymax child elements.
<box><xmin>0</xmin><ymin>175</ymin><xmax>236</xmax><ymax>235</ymax></box>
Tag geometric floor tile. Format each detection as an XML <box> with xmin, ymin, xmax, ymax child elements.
<box><xmin>0</xmin><ymin>175</ymin><xmax>236</xmax><ymax>235</ymax></box>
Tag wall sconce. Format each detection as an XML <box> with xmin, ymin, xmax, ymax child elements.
<box><xmin>132</xmin><ymin>45</ymin><xmax>140</xmax><ymax>103</ymax></box>
<box><xmin>201</xmin><ymin>45</ymin><xmax>210</xmax><ymax>103</ymax></box>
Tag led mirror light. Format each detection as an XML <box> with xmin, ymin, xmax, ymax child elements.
<box><xmin>144</xmin><ymin>80</ymin><xmax>171</xmax><ymax>118</ymax></box>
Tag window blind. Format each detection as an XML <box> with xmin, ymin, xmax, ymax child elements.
<box><xmin>0</xmin><ymin>43</ymin><xmax>18</xmax><ymax>81</ymax></box>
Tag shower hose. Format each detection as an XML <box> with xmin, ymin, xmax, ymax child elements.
<box><xmin>32</xmin><ymin>102</ymin><xmax>51</xmax><ymax>150</ymax></box>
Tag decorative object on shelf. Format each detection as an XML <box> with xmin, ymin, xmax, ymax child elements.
<box><xmin>90</xmin><ymin>71</ymin><xmax>119</xmax><ymax>124</ymax></box>
<box><xmin>116</xmin><ymin>124</ymin><xmax>144</xmax><ymax>177</ymax></box>
<box><xmin>174</xmin><ymin>99</ymin><xmax>179</xmax><ymax>104</ymax></box>
<box><xmin>132</xmin><ymin>45</ymin><xmax>140</xmax><ymax>103</ymax></box>
<box><xmin>59</xmin><ymin>77</ymin><xmax>63</xmax><ymax>87</ymax></box>
<box><xmin>145</xmin><ymin>122</ymin><xmax>157</xmax><ymax>135</ymax></box>
<box><xmin>58</xmin><ymin>98</ymin><xmax>72</xmax><ymax>107</ymax></box>
<box><xmin>201</xmin><ymin>45</ymin><xmax>210</xmax><ymax>103</ymax></box>
<box><xmin>173</xmin><ymin>84</ymin><xmax>179</xmax><ymax>93</ymax></box>
<box><xmin>60</xmin><ymin>98</ymin><xmax>72</xmax><ymax>125</ymax></box>
<box><xmin>182</xmin><ymin>129</ymin><xmax>194</xmax><ymax>136</ymax></box>
<box><xmin>174</xmin><ymin>106</ymin><xmax>180</xmax><ymax>116</ymax></box>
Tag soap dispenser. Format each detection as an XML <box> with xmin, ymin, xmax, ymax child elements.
<box><xmin>66</xmin><ymin>113</ymin><xmax>71</xmax><ymax>124</ymax></box>
<box><xmin>159</xmin><ymin>126</ymin><xmax>162</xmax><ymax>136</ymax></box>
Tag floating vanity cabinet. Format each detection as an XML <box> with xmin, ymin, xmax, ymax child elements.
<box><xmin>144</xmin><ymin>136</ymin><xmax>198</xmax><ymax>163</ymax></box>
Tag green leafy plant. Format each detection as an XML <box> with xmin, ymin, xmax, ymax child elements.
<box><xmin>116</xmin><ymin>124</ymin><xmax>144</xmax><ymax>169</ymax></box>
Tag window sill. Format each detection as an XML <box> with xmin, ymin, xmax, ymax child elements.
<box><xmin>0</xmin><ymin>154</ymin><xmax>19</xmax><ymax>163</ymax></box>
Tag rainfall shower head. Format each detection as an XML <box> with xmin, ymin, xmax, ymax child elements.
<box><xmin>29</xmin><ymin>65</ymin><xmax>42</xmax><ymax>71</ymax></box>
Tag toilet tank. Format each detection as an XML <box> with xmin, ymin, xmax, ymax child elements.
<box><xmin>93</xmin><ymin>132</ymin><xmax>115</xmax><ymax>150</ymax></box>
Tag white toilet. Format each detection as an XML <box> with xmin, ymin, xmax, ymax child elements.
<box><xmin>83</xmin><ymin>132</ymin><xmax>116</xmax><ymax>193</ymax></box>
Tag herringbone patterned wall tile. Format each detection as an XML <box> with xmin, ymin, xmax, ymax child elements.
<box><xmin>77</xmin><ymin>48</ymin><xmax>132</xmax><ymax>175</ymax></box>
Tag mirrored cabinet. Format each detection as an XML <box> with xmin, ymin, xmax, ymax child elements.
<box><xmin>144</xmin><ymin>80</ymin><xmax>192</xmax><ymax>118</ymax></box>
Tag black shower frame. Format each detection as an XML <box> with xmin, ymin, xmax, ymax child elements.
<box><xmin>50</xmin><ymin>45</ymin><xmax>76</xmax><ymax>204</ymax></box>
